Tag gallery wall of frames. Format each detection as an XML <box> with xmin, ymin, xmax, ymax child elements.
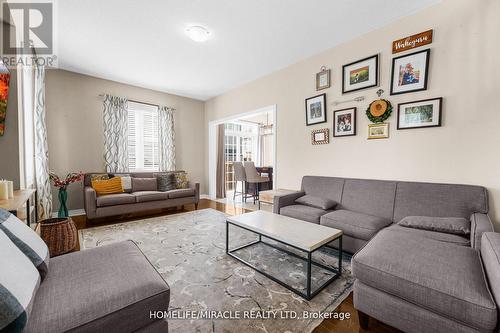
<box><xmin>306</xmin><ymin>29</ymin><xmax>441</xmax><ymax>144</ymax></box>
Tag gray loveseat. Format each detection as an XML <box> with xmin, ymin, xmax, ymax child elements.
<box><xmin>274</xmin><ymin>175</ymin><xmax>496</xmax><ymax>332</ymax></box>
<box><xmin>84</xmin><ymin>172</ymin><xmax>200</xmax><ymax>220</ymax></box>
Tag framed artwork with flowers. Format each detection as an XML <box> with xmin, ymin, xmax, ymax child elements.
<box><xmin>0</xmin><ymin>60</ymin><xmax>11</xmax><ymax>136</ymax></box>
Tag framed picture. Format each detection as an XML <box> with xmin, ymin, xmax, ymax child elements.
<box><xmin>0</xmin><ymin>60</ymin><xmax>11</xmax><ymax>136</ymax></box>
<box><xmin>397</xmin><ymin>97</ymin><xmax>442</xmax><ymax>130</ymax></box>
<box><xmin>342</xmin><ymin>55</ymin><xmax>378</xmax><ymax>94</ymax></box>
<box><xmin>390</xmin><ymin>49</ymin><xmax>430</xmax><ymax>95</ymax></box>
<box><xmin>333</xmin><ymin>107</ymin><xmax>356</xmax><ymax>137</ymax></box>
<box><xmin>316</xmin><ymin>68</ymin><xmax>331</xmax><ymax>90</ymax></box>
<box><xmin>311</xmin><ymin>128</ymin><xmax>329</xmax><ymax>145</ymax></box>
<box><xmin>368</xmin><ymin>123</ymin><xmax>389</xmax><ymax>139</ymax></box>
<box><xmin>305</xmin><ymin>93</ymin><xmax>327</xmax><ymax>126</ymax></box>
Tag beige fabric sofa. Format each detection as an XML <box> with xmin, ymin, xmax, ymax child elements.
<box><xmin>84</xmin><ymin>172</ymin><xmax>200</xmax><ymax>220</ymax></box>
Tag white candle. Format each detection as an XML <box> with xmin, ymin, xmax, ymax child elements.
<box><xmin>0</xmin><ymin>181</ymin><xmax>8</xmax><ymax>200</ymax></box>
<box><xmin>7</xmin><ymin>181</ymin><xmax>13</xmax><ymax>198</ymax></box>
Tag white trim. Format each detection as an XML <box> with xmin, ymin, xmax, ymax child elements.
<box><xmin>208</xmin><ymin>105</ymin><xmax>277</xmax><ymax>200</ymax></box>
<box><xmin>200</xmin><ymin>194</ymin><xmax>210</xmax><ymax>199</ymax></box>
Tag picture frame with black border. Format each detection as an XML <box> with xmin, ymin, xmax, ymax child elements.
<box><xmin>390</xmin><ymin>49</ymin><xmax>430</xmax><ymax>95</ymax></box>
<box><xmin>342</xmin><ymin>54</ymin><xmax>379</xmax><ymax>94</ymax></box>
<box><xmin>305</xmin><ymin>93</ymin><xmax>327</xmax><ymax>126</ymax></box>
<box><xmin>397</xmin><ymin>97</ymin><xmax>442</xmax><ymax>130</ymax></box>
<box><xmin>333</xmin><ymin>107</ymin><xmax>356</xmax><ymax>137</ymax></box>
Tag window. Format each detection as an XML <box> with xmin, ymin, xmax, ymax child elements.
<box><xmin>127</xmin><ymin>101</ymin><xmax>159</xmax><ymax>171</ymax></box>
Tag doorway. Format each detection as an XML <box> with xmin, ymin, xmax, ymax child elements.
<box><xmin>208</xmin><ymin>105</ymin><xmax>277</xmax><ymax>207</ymax></box>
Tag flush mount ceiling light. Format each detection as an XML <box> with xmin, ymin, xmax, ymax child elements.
<box><xmin>185</xmin><ymin>25</ymin><xmax>211</xmax><ymax>42</ymax></box>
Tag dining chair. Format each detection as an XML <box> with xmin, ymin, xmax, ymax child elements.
<box><xmin>243</xmin><ymin>161</ymin><xmax>270</xmax><ymax>204</ymax></box>
<box><xmin>233</xmin><ymin>162</ymin><xmax>247</xmax><ymax>202</ymax></box>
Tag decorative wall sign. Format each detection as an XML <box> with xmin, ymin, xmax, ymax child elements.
<box><xmin>305</xmin><ymin>93</ymin><xmax>327</xmax><ymax>126</ymax></box>
<box><xmin>333</xmin><ymin>107</ymin><xmax>356</xmax><ymax>137</ymax></box>
<box><xmin>366</xmin><ymin>99</ymin><xmax>393</xmax><ymax>123</ymax></box>
<box><xmin>311</xmin><ymin>128</ymin><xmax>329</xmax><ymax>145</ymax></box>
<box><xmin>392</xmin><ymin>29</ymin><xmax>433</xmax><ymax>54</ymax></box>
<box><xmin>397</xmin><ymin>97</ymin><xmax>442</xmax><ymax>130</ymax></box>
<box><xmin>368</xmin><ymin>123</ymin><xmax>389</xmax><ymax>139</ymax></box>
<box><xmin>390</xmin><ymin>49</ymin><xmax>430</xmax><ymax>95</ymax></box>
<box><xmin>342</xmin><ymin>55</ymin><xmax>379</xmax><ymax>94</ymax></box>
<box><xmin>316</xmin><ymin>66</ymin><xmax>331</xmax><ymax>90</ymax></box>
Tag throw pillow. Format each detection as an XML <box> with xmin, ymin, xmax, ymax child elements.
<box><xmin>0</xmin><ymin>228</ymin><xmax>41</xmax><ymax>332</ymax></box>
<box><xmin>91</xmin><ymin>177</ymin><xmax>124</xmax><ymax>196</ymax></box>
<box><xmin>295</xmin><ymin>195</ymin><xmax>337</xmax><ymax>210</ymax></box>
<box><xmin>155</xmin><ymin>173</ymin><xmax>176</xmax><ymax>192</ymax></box>
<box><xmin>398</xmin><ymin>216</ymin><xmax>471</xmax><ymax>235</ymax></box>
<box><xmin>0</xmin><ymin>209</ymin><xmax>49</xmax><ymax>280</ymax></box>
<box><xmin>174</xmin><ymin>171</ymin><xmax>189</xmax><ymax>189</ymax></box>
<box><xmin>131</xmin><ymin>177</ymin><xmax>158</xmax><ymax>192</ymax></box>
<box><xmin>90</xmin><ymin>173</ymin><xmax>109</xmax><ymax>182</ymax></box>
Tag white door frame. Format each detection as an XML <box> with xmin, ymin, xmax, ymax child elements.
<box><xmin>208</xmin><ymin>104</ymin><xmax>277</xmax><ymax>200</ymax></box>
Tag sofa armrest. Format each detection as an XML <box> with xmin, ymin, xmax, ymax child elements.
<box><xmin>471</xmin><ymin>212</ymin><xmax>494</xmax><ymax>250</ymax></box>
<box><xmin>188</xmin><ymin>182</ymin><xmax>200</xmax><ymax>203</ymax></box>
<box><xmin>84</xmin><ymin>186</ymin><xmax>97</xmax><ymax>219</ymax></box>
<box><xmin>273</xmin><ymin>191</ymin><xmax>305</xmax><ymax>214</ymax></box>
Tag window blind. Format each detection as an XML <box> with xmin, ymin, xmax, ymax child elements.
<box><xmin>127</xmin><ymin>101</ymin><xmax>159</xmax><ymax>171</ymax></box>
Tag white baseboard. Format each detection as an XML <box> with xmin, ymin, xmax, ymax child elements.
<box><xmin>51</xmin><ymin>209</ymin><xmax>86</xmax><ymax>218</ymax></box>
<box><xmin>200</xmin><ymin>194</ymin><xmax>210</xmax><ymax>199</ymax></box>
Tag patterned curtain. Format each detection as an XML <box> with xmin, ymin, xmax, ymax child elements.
<box><xmin>34</xmin><ymin>66</ymin><xmax>52</xmax><ymax>219</ymax></box>
<box><xmin>158</xmin><ymin>106</ymin><xmax>176</xmax><ymax>171</ymax></box>
<box><xmin>103</xmin><ymin>94</ymin><xmax>129</xmax><ymax>172</ymax></box>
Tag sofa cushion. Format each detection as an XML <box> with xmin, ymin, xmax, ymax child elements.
<box><xmin>320</xmin><ymin>210</ymin><xmax>391</xmax><ymax>241</ymax></box>
<box><xmin>295</xmin><ymin>195</ymin><xmax>337</xmax><ymax>210</ymax></box>
<box><xmin>301</xmin><ymin>176</ymin><xmax>344</xmax><ymax>203</ymax></box>
<box><xmin>155</xmin><ymin>173</ymin><xmax>176</xmax><ymax>192</ymax></box>
<box><xmin>352</xmin><ymin>227</ymin><xmax>497</xmax><ymax>331</ymax></box>
<box><xmin>92</xmin><ymin>177</ymin><xmax>124</xmax><ymax>196</ymax></box>
<box><xmin>398</xmin><ymin>216</ymin><xmax>470</xmax><ymax>235</ymax></box>
<box><xmin>96</xmin><ymin>193</ymin><xmax>136</xmax><ymax>207</ymax></box>
<box><xmin>387</xmin><ymin>224</ymin><xmax>470</xmax><ymax>246</ymax></box>
<box><xmin>0</xmin><ymin>229</ymin><xmax>40</xmax><ymax>332</ymax></box>
<box><xmin>132</xmin><ymin>177</ymin><xmax>158</xmax><ymax>192</ymax></box>
<box><xmin>341</xmin><ymin>179</ymin><xmax>397</xmax><ymax>221</ymax></box>
<box><xmin>134</xmin><ymin>191</ymin><xmax>169</xmax><ymax>203</ymax></box>
<box><xmin>24</xmin><ymin>241</ymin><xmax>170</xmax><ymax>333</ymax></box>
<box><xmin>280</xmin><ymin>204</ymin><xmax>329</xmax><ymax>224</ymax></box>
<box><xmin>0</xmin><ymin>209</ymin><xmax>49</xmax><ymax>280</ymax></box>
<box><xmin>167</xmin><ymin>188</ymin><xmax>195</xmax><ymax>199</ymax></box>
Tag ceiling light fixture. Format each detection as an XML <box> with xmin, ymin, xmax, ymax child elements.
<box><xmin>185</xmin><ymin>25</ymin><xmax>211</xmax><ymax>42</ymax></box>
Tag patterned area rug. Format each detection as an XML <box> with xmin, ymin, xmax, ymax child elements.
<box><xmin>79</xmin><ymin>209</ymin><xmax>354</xmax><ymax>333</ymax></box>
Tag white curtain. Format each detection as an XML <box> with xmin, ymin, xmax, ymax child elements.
<box><xmin>158</xmin><ymin>106</ymin><xmax>175</xmax><ymax>171</ymax></box>
<box><xmin>103</xmin><ymin>94</ymin><xmax>129</xmax><ymax>172</ymax></box>
<box><xmin>34</xmin><ymin>66</ymin><xmax>52</xmax><ymax>219</ymax></box>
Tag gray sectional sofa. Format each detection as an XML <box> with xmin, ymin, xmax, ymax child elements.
<box><xmin>274</xmin><ymin>175</ymin><xmax>497</xmax><ymax>333</ymax></box>
<box><xmin>84</xmin><ymin>172</ymin><xmax>200</xmax><ymax>220</ymax></box>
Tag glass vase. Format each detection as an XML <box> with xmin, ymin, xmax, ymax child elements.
<box><xmin>57</xmin><ymin>188</ymin><xmax>69</xmax><ymax>218</ymax></box>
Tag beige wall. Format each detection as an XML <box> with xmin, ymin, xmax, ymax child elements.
<box><xmin>46</xmin><ymin>70</ymin><xmax>205</xmax><ymax>211</ymax></box>
<box><xmin>205</xmin><ymin>0</ymin><xmax>500</xmax><ymax>227</ymax></box>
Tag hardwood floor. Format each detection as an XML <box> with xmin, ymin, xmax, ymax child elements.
<box><xmin>73</xmin><ymin>199</ymin><xmax>400</xmax><ymax>333</ymax></box>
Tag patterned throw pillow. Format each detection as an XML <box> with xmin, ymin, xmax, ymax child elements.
<box><xmin>155</xmin><ymin>173</ymin><xmax>176</xmax><ymax>192</ymax></box>
<box><xmin>0</xmin><ymin>228</ymin><xmax>41</xmax><ymax>332</ymax></box>
<box><xmin>174</xmin><ymin>171</ymin><xmax>189</xmax><ymax>189</ymax></box>
<box><xmin>110</xmin><ymin>174</ymin><xmax>132</xmax><ymax>192</ymax></box>
<box><xmin>91</xmin><ymin>177</ymin><xmax>124</xmax><ymax>195</ymax></box>
<box><xmin>0</xmin><ymin>209</ymin><xmax>49</xmax><ymax>280</ymax></box>
<box><xmin>90</xmin><ymin>173</ymin><xmax>110</xmax><ymax>182</ymax></box>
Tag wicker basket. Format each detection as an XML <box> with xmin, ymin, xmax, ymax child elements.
<box><xmin>39</xmin><ymin>217</ymin><xmax>77</xmax><ymax>257</ymax></box>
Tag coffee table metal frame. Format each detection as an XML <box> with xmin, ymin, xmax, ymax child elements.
<box><xmin>226</xmin><ymin>220</ymin><xmax>343</xmax><ymax>300</ymax></box>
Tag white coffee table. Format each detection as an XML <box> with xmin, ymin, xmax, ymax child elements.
<box><xmin>226</xmin><ymin>210</ymin><xmax>343</xmax><ymax>300</ymax></box>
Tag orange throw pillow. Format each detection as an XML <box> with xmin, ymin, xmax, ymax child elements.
<box><xmin>91</xmin><ymin>177</ymin><xmax>124</xmax><ymax>196</ymax></box>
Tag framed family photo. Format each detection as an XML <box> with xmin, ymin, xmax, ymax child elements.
<box><xmin>397</xmin><ymin>97</ymin><xmax>442</xmax><ymax>130</ymax></box>
<box><xmin>305</xmin><ymin>93</ymin><xmax>326</xmax><ymax>126</ymax></box>
<box><xmin>368</xmin><ymin>123</ymin><xmax>389</xmax><ymax>139</ymax></box>
<box><xmin>342</xmin><ymin>55</ymin><xmax>378</xmax><ymax>94</ymax></box>
<box><xmin>316</xmin><ymin>68</ymin><xmax>331</xmax><ymax>90</ymax></box>
<box><xmin>391</xmin><ymin>49</ymin><xmax>430</xmax><ymax>95</ymax></box>
<box><xmin>333</xmin><ymin>107</ymin><xmax>356</xmax><ymax>137</ymax></box>
<box><xmin>311</xmin><ymin>128</ymin><xmax>329</xmax><ymax>145</ymax></box>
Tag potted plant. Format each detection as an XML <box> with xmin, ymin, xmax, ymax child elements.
<box><xmin>49</xmin><ymin>171</ymin><xmax>83</xmax><ymax>218</ymax></box>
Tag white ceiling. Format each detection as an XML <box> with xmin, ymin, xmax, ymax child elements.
<box><xmin>57</xmin><ymin>0</ymin><xmax>439</xmax><ymax>101</ymax></box>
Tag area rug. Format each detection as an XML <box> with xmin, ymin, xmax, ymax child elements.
<box><xmin>79</xmin><ymin>209</ymin><xmax>354</xmax><ymax>333</ymax></box>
